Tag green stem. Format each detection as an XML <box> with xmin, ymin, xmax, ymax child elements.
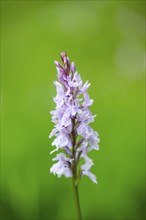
<box><xmin>72</xmin><ymin>179</ymin><xmax>82</xmax><ymax>220</ymax></box>
<box><xmin>72</xmin><ymin>118</ymin><xmax>82</xmax><ymax>220</ymax></box>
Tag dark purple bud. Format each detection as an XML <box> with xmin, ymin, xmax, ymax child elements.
<box><xmin>57</xmin><ymin>66</ymin><xmax>65</xmax><ymax>75</ymax></box>
<box><xmin>71</xmin><ymin>62</ymin><xmax>76</xmax><ymax>73</ymax></box>
<box><xmin>54</xmin><ymin>60</ymin><xmax>63</xmax><ymax>69</ymax></box>
<box><xmin>60</xmin><ymin>52</ymin><xmax>70</xmax><ymax>74</ymax></box>
<box><xmin>64</xmin><ymin>146</ymin><xmax>72</xmax><ymax>156</ymax></box>
<box><xmin>76</xmin><ymin>151</ymin><xmax>82</xmax><ymax>164</ymax></box>
<box><xmin>75</xmin><ymin>138</ymin><xmax>85</xmax><ymax>150</ymax></box>
<box><xmin>65</xmin><ymin>57</ymin><xmax>70</xmax><ymax>74</ymax></box>
<box><xmin>60</xmin><ymin>52</ymin><xmax>67</xmax><ymax>63</ymax></box>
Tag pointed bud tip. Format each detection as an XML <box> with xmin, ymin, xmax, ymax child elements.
<box><xmin>61</xmin><ymin>51</ymin><xmax>67</xmax><ymax>57</ymax></box>
<box><xmin>54</xmin><ymin>60</ymin><xmax>59</xmax><ymax>66</ymax></box>
<box><xmin>60</xmin><ymin>51</ymin><xmax>67</xmax><ymax>62</ymax></box>
<box><xmin>71</xmin><ymin>62</ymin><xmax>76</xmax><ymax>73</ymax></box>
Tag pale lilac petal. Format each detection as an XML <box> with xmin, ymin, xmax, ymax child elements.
<box><xmin>81</xmin><ymin>155</ymin><xmax>97</xmax><ymax>183</ymax></box>
<box><xmin>80</xmin><ymin>81</ymin><xmax>91</xmax><ymax>93</ymax></box>
<box><xmin>68</xmin><ymin>72</ymin><xmax>82</xmax><ymax>87</ymax></box>
<box><xmin>83</xmin><ymin>171</ymin><xmax>97</xmax><ymax>184</ymax></box>
<box><xmin>82</xmin><ymin>93</ymin><xmax>94</xmax><ymax>107</ymax></box>
<box><xmin>50</xmin><ymin>153</ymin><xmax>73</xmax><ymax>177</ymax></box>
<box><xmin>70</xmin><ymin>62</ymin><xmax>76</xmax><ymax>73</ymax></box>
<box><xmin>62</xmin><ymin>116</ymin><xmax>71</xmax><ymax>127</ymax></box>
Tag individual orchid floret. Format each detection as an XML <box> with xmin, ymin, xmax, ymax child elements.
<box><xmin>50</xmin><ymin>153</ymin><xmax>73</xmax><ymax>177</ymax></box>
<box><xmin>81</xmin><ymin>155</ymin><xmax>97</xmax><ymax>183</ymax></box>
<box><xmin>49</xmin><ymin>52</ymin><xmax>100</xmax><ymax>185</ymax></box>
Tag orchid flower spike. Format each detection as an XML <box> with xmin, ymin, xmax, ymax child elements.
<box><xmin>49</xmin><ymin>52</ymin><xmax>100</xmax><ymax>184</ymax></box>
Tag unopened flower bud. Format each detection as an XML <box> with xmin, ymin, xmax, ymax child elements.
<box><xmin>60</xmin><ymin>51</ymin><xmax>67</xmax><ymax>63</ymax></box>
<box><xmin>71</xmin><ymin>62</ymin><xmax>76</xmax><ymax>73</ymax></box>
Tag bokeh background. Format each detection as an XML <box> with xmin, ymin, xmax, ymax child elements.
<box><xmin>1</xmin><ymin>0</ymin><xmax>145</xmax><ymax>219</ymax></box>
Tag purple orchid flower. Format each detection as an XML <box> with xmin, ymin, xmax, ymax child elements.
<box><xmin>49</xmin><ymin>52</ymin><xmax>100</xmax><ymax>185</ymax></box>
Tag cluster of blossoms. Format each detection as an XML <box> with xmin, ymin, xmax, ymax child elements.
<box><xmin>49</xmin><ymin>52</ymin><xmax>100</xmax><ymax>184</ymax></box>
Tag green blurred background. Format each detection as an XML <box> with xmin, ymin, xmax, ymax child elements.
<box><xmin>1</xmin><ymin>0</ymin><xmax>145</xmax><ymax>219</ymax></box>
